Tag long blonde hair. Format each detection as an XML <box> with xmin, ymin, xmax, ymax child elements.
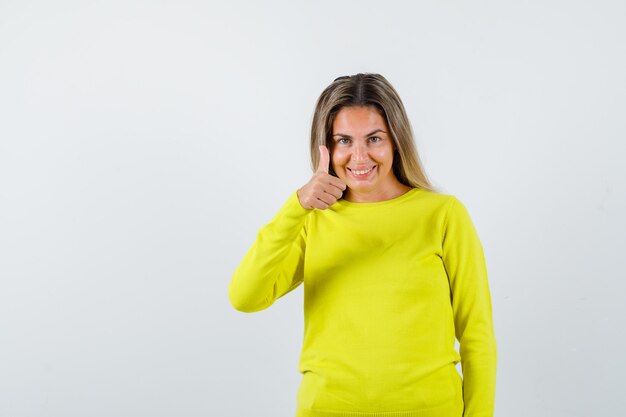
<box><xmin>310</xmin><ymin>73</ymin><xmax>438</xmax><ymax>193</ymax></box>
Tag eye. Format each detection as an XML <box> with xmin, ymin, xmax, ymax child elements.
<box><xmin>337</xmin><ymin>138</ymin><xmax>350</xmax><ymax>144</ymax></box>
<box><xmin>369</xmin><ymin>136</ymin><xmax>382</xmax><ymax>142</ymax></box>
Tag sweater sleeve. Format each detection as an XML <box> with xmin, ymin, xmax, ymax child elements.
<box><xmin>228</xmin><ymin>190</ymin><xmax>311</xmax><ymax>313</ymax></box>
<box><xmin>441</xmin><ymin>196</ymin><xmax>497</xmax><ymax>417</ymax></box>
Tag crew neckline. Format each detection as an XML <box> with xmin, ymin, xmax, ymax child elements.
<box><xmin>335</xmin><ymin>187</ymin><xmax>423</xmax><ymax>208</ymax></box>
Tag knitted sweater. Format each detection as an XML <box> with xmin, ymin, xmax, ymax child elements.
<box><xmin>228</xmin><ymin>187</ymin><xmax>497</xmax><ymax>417</ymax></box>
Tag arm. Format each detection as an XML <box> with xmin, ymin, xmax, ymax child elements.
<box><xmin>441</xmin><ymin>196</ymin><xmax>498</xmax><ymax>417</ymax></box>
<box><xmin>228</xmin><ymin>190</ymin><xmax>311</xmax><ymax>313</ymax></box>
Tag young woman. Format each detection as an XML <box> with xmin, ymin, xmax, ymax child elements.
<box><xmin>229</xmin><ymin>73</ymin><xmax>497</xmax><ymax>417</ymax></box>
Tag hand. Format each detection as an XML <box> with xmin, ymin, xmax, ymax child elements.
<box><xmin>297</xmin><ymin>145</ymin><xmax>347</xmax><ymax>210</ymax></box>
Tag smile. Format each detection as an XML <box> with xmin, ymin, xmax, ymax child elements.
<box><xmin>348</xmin><ymin>165</ymin><xmax>376</xmax><ymax>178</ymax></box>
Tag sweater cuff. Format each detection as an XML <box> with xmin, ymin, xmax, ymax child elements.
<box><xmin>280</xmin><ymin>189</ymin><xmax>313</xmax><ymax>218</ymax></box>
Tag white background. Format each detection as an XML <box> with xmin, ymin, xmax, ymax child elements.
<box><xmin>1</xmin><ymin>1</ymin><xmax>624</xmax><ymax>416</ymax></box>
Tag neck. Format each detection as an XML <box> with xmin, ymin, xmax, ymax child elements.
<box><xmin>344</xmin><ymin>182</ymin><xmax>412</xmax><ymax>203</ymax></box>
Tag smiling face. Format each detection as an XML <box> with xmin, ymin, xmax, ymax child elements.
<box><xmin>330</xmin><ymin>105</ymin><xmax>408</xmax><ymax>202</ymax></box>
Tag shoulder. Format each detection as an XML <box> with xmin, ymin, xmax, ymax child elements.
<box><xmin>413</xmin><ymin>190</ymin><xmax>478</xmax><ymax>230</ymax></box>
<box><xmin>413</xmin><ymin>188</ymin><xmax>459</xmax><ymax>212</ymax></box>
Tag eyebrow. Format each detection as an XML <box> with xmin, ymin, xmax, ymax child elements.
<box><xmin>332</xmin><ymin>129</ymin><xmax>387</xmax><ymax>138</ymax></box>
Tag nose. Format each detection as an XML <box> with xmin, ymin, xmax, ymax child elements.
<box><xmin>351</xmin><ymin>141</ymin><xmax>369</xmax><ymax>161</ymax></box>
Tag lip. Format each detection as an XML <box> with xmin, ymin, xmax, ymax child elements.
<box><xmin>348</xmin><ymin>165</ymin><xmax>376</xmax><ymax>179</ymax></box>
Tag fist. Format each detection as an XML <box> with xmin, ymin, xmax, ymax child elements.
<box><xmin>297</xmin><ymin>145</ymin><xmax>347</xmax><ymax>210</ymax></box>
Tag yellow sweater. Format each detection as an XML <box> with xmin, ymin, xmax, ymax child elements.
<box><xmin>228</xmin><ymin>187</ymin><xmax>497</xmax><ymax>417</ymax></box>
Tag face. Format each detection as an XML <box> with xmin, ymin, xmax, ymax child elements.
<box><xmin>330</xmin><ymin>105</ymin><xmax>401</xmax><ymax>202</ymax></box>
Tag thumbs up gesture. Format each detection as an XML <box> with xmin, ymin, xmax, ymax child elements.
<box><xmin>296</xmin><ymin>145</ymin><xmax>347</xmax><ymax>210</ymax></box>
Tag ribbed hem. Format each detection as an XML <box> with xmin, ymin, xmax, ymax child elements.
<box><xmin>296</xmin><ymin>401</ymin><xmax>462</xmax><ymax>417</ymax></box>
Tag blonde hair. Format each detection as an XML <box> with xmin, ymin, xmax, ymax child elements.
<box><xmin>310</xmin><ymin>73</ymin><xmax>438</xmax><ymax>193</ymax></box>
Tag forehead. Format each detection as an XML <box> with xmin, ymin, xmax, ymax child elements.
<box><xmin>332</xmin><ymin>106</ymin><xmax>388</xmax><ymax>134</ymax></box>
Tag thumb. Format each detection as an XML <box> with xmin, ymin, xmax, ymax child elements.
<box><xmin>317</xmin><ymin>145</ymin><xmax>330</xmax><ymax>174</ymax></box>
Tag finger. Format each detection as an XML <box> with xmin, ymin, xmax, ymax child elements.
<box><xmin>317</xmin><ymin>184</ymin><xmax>343</xmax><ymax>204</ymax></box>
<box><xmin>314</xmin><ymin>193</ymin><xmax>335</xmax><ymax>209</ymax></box>
<box><xmin>318</xmin><ymin>172</ymin><xmax>346</xmax><ymax>192</ymax></box>
<box><xmin>316</xmin><ymin>145</ymin><xmax>330</xmax><ymax>174</ymax></box>
<box><xmin>324</xmin><ymin>187</ymin><xmax>344</xmax><ymax>201</ymax></box>
<box><xmin>308</xmin><ymin>196</ymin><xmax>327</xmax><ymax>210</ymax></box>
<box><xmin>327</xmin><ymin>175</ymin><xmax>347</xmax><ymax>191</ymax></box>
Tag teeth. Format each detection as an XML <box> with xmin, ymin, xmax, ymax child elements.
<box><xmin>351</xmin><ymin>166</ymin><xmax>374</xmax><ymax>175</ymax></box>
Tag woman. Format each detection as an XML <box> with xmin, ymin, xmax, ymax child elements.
<box><xmin>228</xmin><ymin>73</ymin><xmax>497</xmax><ymax>417</ymax></box>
